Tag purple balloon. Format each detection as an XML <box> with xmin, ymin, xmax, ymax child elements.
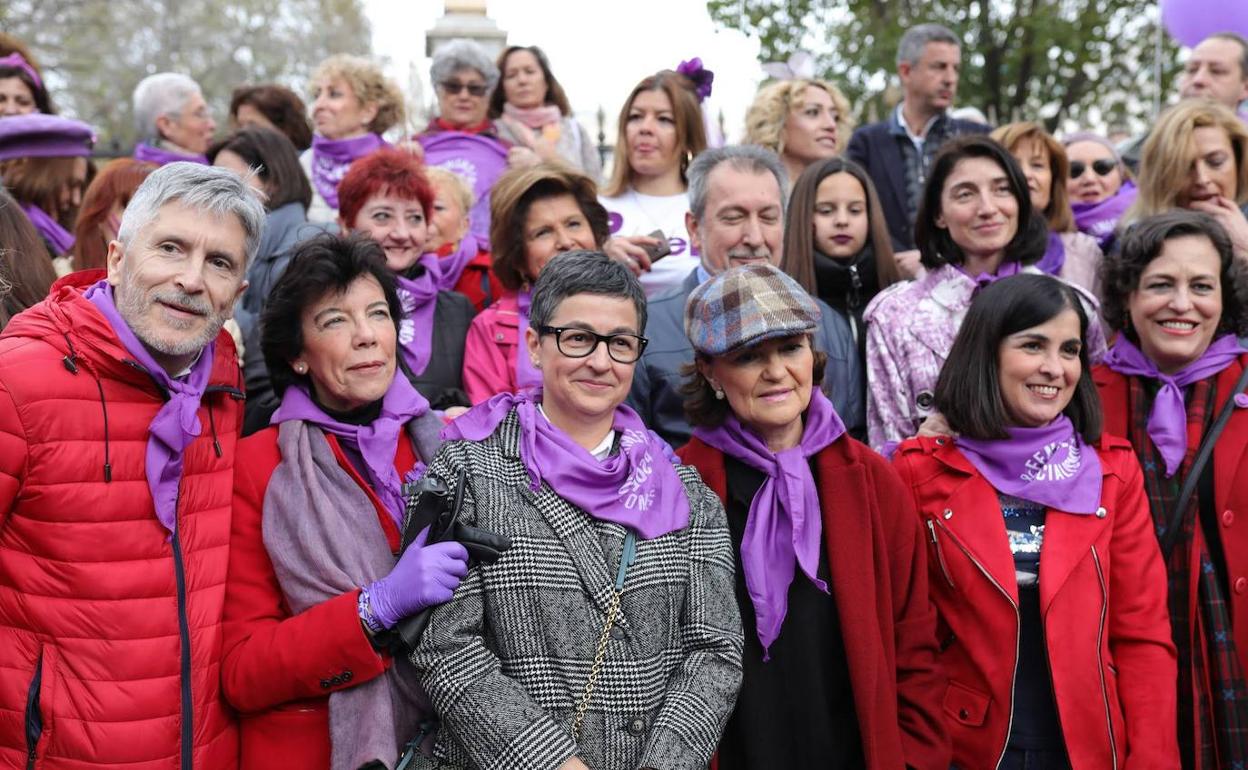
<box><xmin>1161</xmin><ymin>0</ymin><xmax>1248</xmax><ymax>48</ymax></box>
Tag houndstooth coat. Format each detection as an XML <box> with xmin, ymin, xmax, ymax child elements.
<box><xmin>407</xmin><ymin>409</ymin><xmax>744</xmax><ymax>770</ymax></box>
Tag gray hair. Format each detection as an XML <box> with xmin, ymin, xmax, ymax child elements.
<box><xmin>897</xmin><ymin>23</ymin><xmax>960</xmax><ymax>67</ymax></box>
<box><xmin>430</xmin><ymin>39</ymin><xmax>500</xmax><ymax>92</ymax></box>
<box><xmin>133</xmin><ymin>72</ymin><xmax>203</xmax><ymax>142</ymax></box>
<box><xmin>118</xmin><ymin>163</ymin><xmax>266</xmax><ymax>266</ymax></box>
<box><xmin>529</xmin><ymin>250</ymin><xmax>648</xmax><ymax>333</ymax></box>
<box><xmin>687</xmin><ymin>144</ymin><xmax>789</xmax><ymax>226</ymax></box>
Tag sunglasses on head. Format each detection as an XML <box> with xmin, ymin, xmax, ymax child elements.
<box><xmin>440</xmin><ymin>80</ymin><xmax>488</xmax><ymax>97</ymax></box>
<box><xmin>1069</xmin><ymin>158</ymin><xmax>1117</xmax><ymax>179</ymax></box>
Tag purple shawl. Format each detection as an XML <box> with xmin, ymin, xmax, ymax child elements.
<box><xmin>133</xmin><ymin>142</ymin><xmax>209</xmax><ymax>166</ymax></box>
<box><xmin>394</xmin><ymin>254</ymin><xmax>441</xmax><ymax>378</ymax></box>
<box><xmin>311</xmin><ymin>133</ymin><xmax>387</xmax><ymax>210</ymax></box>
<box><xmin>513</xmin><ymin>289</ymin><xmax>542</xmax><ymax>392</ymax></box>
<box><xmin>21</xmin><ymin>203</ymin><xmax>74</xmax><ymax>255</ymax></box>
<box><xmin>1072</xmin><ymin>180</ymin><xmax>1137</xmax><ymax>251</ymax></box>
<box><xmin>692</xmin><ymin>389</ymin><xmax>845</xmax><ymax>658</ymax></box>
<box><xmin>443</xmin><ymin>391</ymin><xmax>690</xmax><ymax>539</ymax></box>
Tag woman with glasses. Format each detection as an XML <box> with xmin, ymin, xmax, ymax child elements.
<box><xmin>407</xmin><ymin>249</ymin><xmax>744</xmax><ymax>770</ymax></box>
<box><xmin>1062</xmin><ymin>132</ymin><xmax>1136</xmax><ymax>253</ymax></box>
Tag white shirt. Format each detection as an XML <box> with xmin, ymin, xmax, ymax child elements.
<box><xmin>599</xmin><ymin>189</ymin><xmax>699</xmax><ymax>297</ymax></box>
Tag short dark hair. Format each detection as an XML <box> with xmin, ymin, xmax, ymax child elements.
<box><xmin>528</xmin><ymin>249</ymin><xmax>647</xmax><ymax>332</ymax></box>
<box><xmin>1206</xmin><ymin>32</ymin><xmax>1248</xmax><ymax>80</ymax></box>
<box><xmin>208</xmin><ymin>127</ymin><xmax>312</xmax><ymax>211</ymax></box>
<box><xmin>680</xmin><ymin>339</ymin><xmax>828</xmax><ymax>428</ymax></box>
<box><xmin>1102</xmin><ymin>209</ymin><xmax>1244</xmax><ymax>337</ymax></box>
<box><xmin>229</xmin><ymin>84</ymin><xmax>314</xmax><ymax>151</ymax></box>
<box><xmin>488</xmin><ymin>45</ymin><xmax>572</xmax><ymax>118</ymax></box>
<box><xmin>935</xmin><ymin>273</ymin><xmax>1103</xmax><ymax>442</ymax></box>
<box><xmin>260</xmin><ymin>233</ymin><xmax>401</xmax><ymax>397</ymax></box>
<box><xmin>916</xmin><ymin>134</ymin><xmax>1048</xmax><ymax>270</ymax></box>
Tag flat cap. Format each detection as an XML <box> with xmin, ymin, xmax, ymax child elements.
<box><xmin>0</xmin><ymin>114</ymin><xmax>95</xmax><ymax>162</ymax></box>
<box><xmin>684</xmin><ymin>263</ymin><xmax>820</xmax><ymax>356</ymax></box>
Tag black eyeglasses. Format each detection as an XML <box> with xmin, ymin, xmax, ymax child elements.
<box><xmin>538</xmin><ymin>326</ymin><xmax>648</xmax><ymax>364</ymax></box>
<box><xmin>1069</xmin><ymin>158</ymin><xmax>1117</xmax><ymax>179</ymax></box>
<box><xmin>439</xmin><ymin>80</ymin><xmax>488</xmax><ymax>97</ymax></box>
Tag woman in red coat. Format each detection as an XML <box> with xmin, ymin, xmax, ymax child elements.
<box><xmin>1093</xmin><ymin>210</ymin><xmax>1248</xmax><ymax>769</ymax></box>
<box><xmin>894</xmin><ymin>273</ymin><xmax>1177</xmax><ymax>769</ymax></box>
<box><xmin>675</xmin><ymin>263</ymin><xmax>950</xmax><ymax>769</ymax></box>
<box><xmin>222</xmin><ymin>234</ymin><xmax>469</xmax><ymax>768</ymax></box>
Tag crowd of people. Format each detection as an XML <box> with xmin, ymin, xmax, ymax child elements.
<box><xmin>0</xmin><ymin>19</ymin><xmax>1246</xmax><ymax>770</ymax></box>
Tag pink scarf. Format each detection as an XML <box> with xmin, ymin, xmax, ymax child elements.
<box><xmin>502</xmin><ymin>102</ymin><xmax>563</xmax><ymax>130</ymax></box>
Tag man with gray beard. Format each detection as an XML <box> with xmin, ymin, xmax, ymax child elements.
<box><xmin>0</xmin><ymin>163</ymin><xmax>263</xmax><ymax>769</ymax></box>
<box><xmin>626</xmin><ymin>145</ymin><xmax>863</xmax><ymax>447</ymax></box>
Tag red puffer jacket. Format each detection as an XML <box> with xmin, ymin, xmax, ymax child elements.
<box><xmin>0</xmin><ymin>273</ymin><xmax>241</xmax><ymax>769</ymax></box>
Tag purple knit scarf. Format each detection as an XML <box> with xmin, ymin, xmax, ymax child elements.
<box><xmin>311</xmin><ymin>133</ymin><xmax>386</xmax><ymax>209</ymax></box>
<box><xmin>20</xmin><ymin>203</ymin><xmax>74</xmax><ymax>255</ymax></box>
<box><xmin>1102</xmin><ymin>334</ymin><xmax>1245</xmax><ymax>476</ymax></box>
<box><xmin>1072</xmin><ymin>180</ymin><xmax>1137</xmax><ymax>251</ymax></box>
<box><xmin>133</xmin><ymin>142</ymin><xmax>209</xmax><ymax>166</ymax></box>
<box><xmin>443</xmin><ymin>391</ymin><xmax>690</xmax><ymax>539</ymax></box>
<box><xmin>394</xmin><ymin>254</ymin><xmax>441</xmax><ymax>377</ymax></box>
<box><xmin>513</xmin><ymin>289</ymin><xmax>542</xmax><ymax>392</ymax></box>
<box><xmin>84</xmin><ymin>280</ymin><xmax>215</xmax><ymax>534</ymax></box>
<box><xmin>691</xmin><ymin>389</ymin><xmax>845</xmax><ymax>659</ymax></box>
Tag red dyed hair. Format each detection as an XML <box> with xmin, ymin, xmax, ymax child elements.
<box><xmin>337</xmin><ymin>147</ymin><xmax>434</xmax><ymax>229</ymax></box>
<box><xmin>71</xmin><ymin>158</ymin><xmax>157</xmax><ymax>270</ymax></box>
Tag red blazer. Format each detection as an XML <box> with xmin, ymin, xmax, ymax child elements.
<box><xmin>679</xmin><ymin>435</ymin><xmax>951</xmax><ymax>770</ymax></box>
<box><xmin>892</xmin><ymin>434</ymin><xmax>1178</xmax><ymax>770</ymax></box>
<box><xmin>1094</xmin><ymin>357</ymin><xmax>1248</xmax><ymax>677</ymax></box>
<box><xmin>222</xmin><ymin>425</ymin><xmax>417</xmax><ymax>768</ymax></box>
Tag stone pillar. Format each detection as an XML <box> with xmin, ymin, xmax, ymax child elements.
<box><xmin>426</xmin><ymin>0</ymin><xmax>508</xmax><ymax>60</ymax></box>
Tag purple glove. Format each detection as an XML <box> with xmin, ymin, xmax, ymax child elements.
<box><xmin>364</xmin><ymin>526</ymin><xmax>469</xmax><ymax>629</ymax></box>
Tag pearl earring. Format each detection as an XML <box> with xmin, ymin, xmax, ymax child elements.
<box><xmin>294</xmin><ymin>363</ymin><xmax>308</xmax><ymax>374</ymax></box>
<box><xmin>714</xmin><ymin>388</ymin><xmax>724</xmax><ymax>400</ymax></box>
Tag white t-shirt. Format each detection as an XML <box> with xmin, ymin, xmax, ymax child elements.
<box><xmin>599</xmin><ymin>190</ymin><xmax>699</xmax><ymax>296</ymax></box>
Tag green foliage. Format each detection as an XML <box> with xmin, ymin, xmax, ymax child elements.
<box><xmin>0</xmin><ymin>0</ymin><xmax>372</xmax><ymax>149</ymax></box>
<box><xmin>708</xmin><ymin>0</ymin><xmax>1181</xmax><ymax>132</ymax></box>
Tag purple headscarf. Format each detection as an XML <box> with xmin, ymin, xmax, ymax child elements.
<box><xmin>394</xmin><ymin>254</ymin><xmax>441</xmax><ymax>377</ymax></box>
<box><xmin>20</xmin><ymin>203</ymin><xmax>74</xmax><ymax>255</ymax></box>
<box><xmin>310</xmin><ymin>133</ymin><xmax>387</xmax><ymax>210</ymax></box>
<box><xmin>133</xmin><ymin>143</ymin><xmax>209</xmax><ymax>166</ymax></box>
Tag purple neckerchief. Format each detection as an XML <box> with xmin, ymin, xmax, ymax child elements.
<box><xmin>433</xmin><ymin>233</ymin><xmax>481</xmax><ymax>293</ymax></box>
<box><xmin>443</xmin><ymin>391</ymin><xmax>690</xmax><ymax>539</ymax></box>
<box><xmin>20</xmin><ymin>203</ymin><xmax>74</xmax><ymax>254</ymax></box>
<box><xmin>0</xmin><ymin>53</ymin><xmax>42</xmax><ymax>90</ymax></box>
<box><xmin>1072</xmin><ymin>180</ymin><xmax>1137</xmax><ymax>251</ymax></box>
<box><xmin>956</xmin><ymin>416</ymin><xmax>1103</xmax><ymax>514</ymax></box>
<box><xmin>395</xmin><ymin>254</ymin><xmax>441</xmax><ymax>377</ymax></box>
<box><xmin>311</xmin><ymin>132</ymin><xmax>386</xmax><ymax>210</ymax></box>
<box><xmin>691</xmin><ymin>389</ymin><xmax>845</xmax><ymax>659</ymax></box>
<box><xmin>1035</xmin><ymin>231</ymin><xmax>1066</xmax><ymax>276</ymax></box>
<box><xmin>1102</xmin><ymin>334</ymin><xmax>1246</xmax><ymax>476</ymax></box>
<box><xmin>958</xmin><ymin>259</ymin><xmax>1020</xmax><ymax>291</ymax></box>
<box><xmin>133</xmin><ymin>142</ymin><xmax>208</xmax><ymax>166</ymax></box>
<box><xmin>84</xmin><ymin>280</ymin><xmax>215</xmax><ymax>534</ymax></box>
<box><xmin>514</xmin><ymin>289</ymin><xmax>542</xmax><ymax>392</ymax></box>
<box><xmin>270</xmin><ymin>374</ymin><xmax>431</xmax><ymax>525</ymax></box>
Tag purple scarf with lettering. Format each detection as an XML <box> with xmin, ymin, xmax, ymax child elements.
<box><xmin>1035</xmin><ymin>231</ymin><xmax>1066</xmax><ymax>276</ymax></box>
<box><xmin>133</xmin><ymin>142</ymin><xmax>209</xmax><ymax>166</ymax></box>
<box><xmin>270</xmin><ymin>374</ymin><xmax>431</xmax><ymax>524</ymax></box>
<box><xmin>513</xmin><ymin>289</ymin><xmax>542</xmax><ymax>391</ymax></box>
<box><xmin>84</xmin><ymin>280</ymin><xmax>216</xmax><ymax>534</ymax></box>
<box><xmin>1102</xmin><ymin>334</ymin><xmax>1245</xmax><ymax>476</ymax></box>
<box><xmin>21</xmin><ymin>203</ymin><xmax>74</xmax><ymax>255</ymax></box>
<box><xmin>692</xmin><ymin>389</ymin><xmax>845</xmax><ymax>659</ymax></box>
<box><xmin>443</xmin><ymin>391</ymin><xmax>690</xmax><ymax>539</ymax></box>
<box><xmin>956</xmin><ymin>415</ymin><xmax>1103</xmax><ymax>514</ymax></box>
<box><xmin>1072</xmin><ymin>180</ymin><xmax>1136</xmax><ymax>251</ymax></box>
<box><xmin>394</xmin><ymin>254</ymin><xmax>441</xmax><ymax>377</ymax></box>
<box><xmin>433</xmin><ymin>233</ymin><xmax>481</xmax><ymax>293</ymax></box>
<box><xmin>311</xmin><ymin>133</ymin><xmax>386</xmax><ymax>210</ymax></box>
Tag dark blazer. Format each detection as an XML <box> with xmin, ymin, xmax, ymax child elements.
<box><xmin>404</xmin><ymin>289</ymin><xmax>474</xmax><ymax>411</ymax></box>
<box><xmin>845</xmin><ymin>114</ymin><xmax>991</xmax><ymax>251</ymax></box>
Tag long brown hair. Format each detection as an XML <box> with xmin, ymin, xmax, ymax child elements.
<box><xmin>71</xmin><ymin>158</ymin><xmax>156</xmax><ymax>271</ymax></box>
<box><xmin>600</xmin><ymin>71</ymin><xmax>707</xmax><ymax>197</ymax></box>
<box><xmin>0</xmin><ymin>156</ymin><xmax>91</xmax><ymax>226</ymax></box>
<box><xmin>0</xmin><ymin>188</ymin><xmax>56</xmax><ymax>324</ymax></box>
<box><xmin>781</xmin><ymin>157</ymin><xmax>898</xmax><ymax>295</ymax></box>
<box><xmin>488</xmin><ymin>46</ymin><xmax>571</xmax><ymax>119</ymax></box>
<box><xmin>991</xmin><ymin>121</ymin><xmax>1075</xmax><ymax>233</ymax></box>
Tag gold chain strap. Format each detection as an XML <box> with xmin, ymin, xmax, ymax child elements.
<box><xmin>571</xmin><ymin>588</ymin><xmax>622</xmax><ymax>742</ymax></box>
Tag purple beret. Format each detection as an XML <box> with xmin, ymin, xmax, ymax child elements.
<box><xmin>684</xmin><ymin>263</ymin><xmax>821</xmax><ymax>356</ymax></box>
<box><xmin>0</xmin><ymin>114</ymin><xmax>95</xmax><ymax>161</ymax></box>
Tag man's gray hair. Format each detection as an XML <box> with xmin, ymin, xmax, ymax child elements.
<box><xmin>118</xmin><ymin>163</ymin><xmax>266</xmax><ymax>266</ymax></box>
<box><xmin>897</xmin><ymin>23</ymin><xmax>960</xmax><ymax>67</ymax></box>
<box><xmin>133</xmin><ymin>72</ymin><xmax>203</xmax><ymax>142</ymax></box>
<box><xmin>430</xmin><ymin>39</ymin><xmax>500</xmax><ymax>92</ymax></box>
<box><xmin>687</xmin><ymin>144</ymin><xmax>789</xmax><ymax>225</ymax></box>
<box><xmin>529</xmin><ymin>250</ymin><xmax>648</xmax><ymax>333</ymax></box>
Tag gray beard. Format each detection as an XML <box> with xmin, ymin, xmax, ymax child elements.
<box><xmin>114</xmin><ymin>283</ymin><xmax>225</xmax><ymax>359</ymax></box>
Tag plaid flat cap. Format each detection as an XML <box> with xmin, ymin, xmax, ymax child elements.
<box><xmin>684</xmin><ymin>263</ymin><xmax>821</xmax><ymax>356</ymax></box>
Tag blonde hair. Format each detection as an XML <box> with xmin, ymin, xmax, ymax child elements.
<box><xmin>601</xmin><ymin>71</ymin><xmax>707</xmax><ymax>198</ymax></box>
<box><xmin>991</xmin><ymin>121</ymin><xmax>1074</xmax><ymax>233</ymax></box>
<box><xmin>424</xmin><ymin>166</ymin><xmax>474</xmax><ymax>217</ymax></box>
<box><xmin>1126</xmin><ymin>99</ymin><xmax>1248</xmax><ymax>227</ymax></box>
<box><xmin>311</xmin><ymin>54</ymin><xmax>405</xmax><ymax>135</ymax></box>
<box><xmin>744</xmin><ymin>79</ymin><xmax>855</xmax><ymax>158</ymax></box>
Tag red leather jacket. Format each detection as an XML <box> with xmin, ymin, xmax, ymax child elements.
<box><xmin>892</xmin><ymin>434</ymin><xmax>1179</xmax><ymax>770</ymax></box>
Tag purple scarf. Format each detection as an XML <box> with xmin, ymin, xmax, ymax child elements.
<box><xmin>310</xmin><ymin>133</ymin><xmax>386</xmax><ymax>210</ymax></box>
<box><xmin>514</xmin><ymin>289</ymin><xmax>542</xmax><ymax>392</ymax></box>
<box><xmin>443</xmin><ymin>391</ymin><xmax>690</xmax><ymax>539</ymax></box>
<box><xmin>1102</xmin><ymin>334</ymin><xmax>1245</xmax><ymax>476</ymax></box>
<box><xmin>270</xmin><ymin>374</ymin><xmax>431</xmax><ymax>524</ymax></box>
<box><xmin>20</xmin><ymin>203</ymin><xmax>74</xmax><ymax>255</ymax></box>
<box><xmin>1072</xmin><ymin>180</ymin><xmax>1137</xmax><ymax>251</ymax></box>
<box><xmin>433</xmin><ymin>233</ymin><xmax>481</xmax><ymax>293</ymax></box>
<box><xmin>1035</xmin><ymin>231</ymin><xmax>1066</xmax><ymax>276</ymax></box>
<box><xmin>133</xmin><ymin>142</ymin><xmax>208</xmax><ymax>166</ymax></box>
<box><xmin>956</xmin><ymin>416</ymin><xmax>1103</xmax><ymax>514</ymax></box>
<box><xmin>959</xmin><ymin>259</ymin><xmax>1021</xmax><ymax>290</ymax></box>
<box><xmin>395</xmin><ymin>254</ymin><xmax>441</xmax><ymax>377</ymax></box>
<box><xmin>84</xmin><ymin>281</ymin><xmax>215</xmax><ymax>534</ymax></box>
<box><xmin>691</xmin><ymin>389</ymin><xmax>845</xmax><ymax>659</ymax></box>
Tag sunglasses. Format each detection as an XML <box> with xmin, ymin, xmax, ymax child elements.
<box><xmin>439</xmin><ymin>80</ymin><xmax>488</xmax><ymax>97</ymax></box>
<box><xmin>1069</xmin><ymin>158</ymin><xmax>1117</xmax><ymax>179</ymax></box>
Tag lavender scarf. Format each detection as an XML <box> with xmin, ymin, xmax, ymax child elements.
<box><xmin>513</xmin><ymin>289</ymin><xmax>542</xmax><ymax>391</ymax></box>
<box><xmin>1102</xmin><ymin>334</ymin><xmax>1246</xmax><ymax>476</ymax></box>
<box><xmin>959</xmin><ymin>259</ymin><xmax>1021</xmax><ymax>290</ymax></box>
<box><xmin>443</xmin><ymin>391</ymin><xmax>690</xmax><ymax>539</ymax></box>
<box><xmin>21</xmin><ymin>203</ymin><xmax>74</xmax><ymax>255</ymax></box>
<box><xmin>311</xmin><ymin>133</ymin><xmax>386</xmax><ymax>209</ymax></box>
<box><xmin>433</xmin><ymin>233</ymin><xmax>481</xmax><ymax>293</ymax></box>
<box><xmin>956</xmin><ymin>416</ymin><xmax>1103</xmax><ymax>514</ymax></box>
<box><xmin>692</xmin><ymin>389</ymin><xmax>845</xmax><ymax>659</ymax></box>
<box><xmin>133</xmin><ymin>142</ymin><xmax>209</xmax><ymax>166</ymax></box>
<box><xmin>395</xmin><ymin>254</ymin><xmax>441</xmax><ymax>378</ymax></box>
<box><xmin>1035</xmin><ymin>231</ymin><xmax>1066</xmax><ymax>277</ymax></box>
<box><xmin>84</xmin><ymin>281</ymin><xmax>215</xmax><ymax>534</ymax></box>
<box><xmin>1072</xmin><ymin>180</ymin><xmax>1137</xmax><ymax>251</ymax></box>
